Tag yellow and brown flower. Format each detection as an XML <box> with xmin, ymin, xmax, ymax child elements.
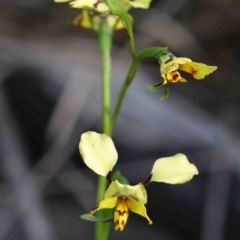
<box><xmin>79</xmin><ymin>131</ymin><xmax>198</xmax><ymax>230</ymax></box>
<box><xmin>149</xmin><ymin>52</ymin><xmax>217</xmax><ymax>92</ymax></box>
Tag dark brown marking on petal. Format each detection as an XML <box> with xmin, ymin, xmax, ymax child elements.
<box><xmin>121</xmin><ymin>220</ymin><xmax>125</xmax><ymax>226</ymax></box>
<box><xmin>172</xmin><ymin>74</ymin><xmax>178</xmax><ymax>80</ymax></box>
<box><xmin>116</xmin><ymin>210</ymin><xmax>128</xmax><ymax>216</ymax></box>
<box><xmin>164</xmin><ymin>54</ymin><xmax>175</xmax><ymax>63</ymax></box>
<box><xmin>93</xmin><ymin>0</ymin><xmax>102</xmax><ymax>9</ymax></box>
<box><xmin>76</xmin><ymin>17</ymin><xmax>83</xmax><ymax>27</ymax></box>
<box><xmin>114</xmin><ymin>220</ymin><xmax>119</xmax><ymax>227</ymax></box>
<box><xmin>191</xmin><ymin>67</ymin><xmax>197</xmax><ymax>75</ymax></box>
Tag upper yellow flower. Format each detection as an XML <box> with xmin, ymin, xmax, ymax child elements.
<box><xmin>54</xmin><ymin>0</ymin><xmax>152</xmax><ymax>13</ymax></box>
<box><xmin>149</xmin><ymin>52</ymin><xmax>217</xmax><ymax>93</ymax></box>
<box><xmin>79</xmin><ymin>131</ymin><xmax>198</xmax><ymax>231</ymax></box>
<box><xmin>73</xmin><ymin>10</ymin><xmax>132</xmax><ymax>31</ymax></box>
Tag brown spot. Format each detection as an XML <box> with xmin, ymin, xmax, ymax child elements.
<box><xmin>191</xmin><ymin>67</ymin><xmax>197</xmax><ymax>75</ymax></box>
<box><xmin>116</xmin><ymin>210</ymin><xmax>128</xmax><ymax>216</ymax></box>
<box><xmin>93</xmin><ymin>0</ymin><xmax>102</xmax><ymax>9</ymax></box>
<box><xmin>121</xmin><ymin>220</ymin><xmax>125</xmax><ymax>226</ymax></box>
<box><xmin>76</xmin><ymin>18</ymin><xmax>83</xmax><ymax>27</ymax></box>
<box><xmin>172</xmin><ymin>74</ymin><xmax>178</xmax><ymax>80</ymax></box>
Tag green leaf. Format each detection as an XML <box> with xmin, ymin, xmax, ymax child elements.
<box><xmin>148</xmin><ymin>81</ymin><xmax>164</xmax><ymax>92</ymax></box>
<box><xmin>105</xmin><ymin>0</ymin><xmax>135</xmax><ymax>57</ymax></box>
<box><xmin>112</xmin><ymin>170</ymin><xmax>129</xmax><ymax>185</ymax></box>
<box><xmin>80</xmin><ymin>214</ymin><xmax>114</xmax><ymax>222</ymax></box>
<box><xmin>136</xmin><ymin>47</ymin><xmax>168</xmax><ymax>63</ymax></box>
<box><xmin>161</xmin><ymin>84</ymin><xmax>169</xmax><ymax>100</ymax></box>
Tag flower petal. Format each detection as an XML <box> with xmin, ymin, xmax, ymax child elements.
<box><xmin>126</xmin><ymin>197</ymin><xmax>152</xmax><ymax>224</ymax></box>
<box><xmin>90</xmin><ymin>197</ymin><xmax>118</xmax><ymax>214</ymax></box>
<box><xmin>106</xmin><ymin>15</ymin><xmax>123</xmax><ymax>30</ymax></box>
<box><xmin>160</xmin><ymin>61</ymin><xmax>179</xmax><ymax>76</ymax></box>
<box><xmin>179</xmin><ymin>62</ymin><xmax>217</xmax><ymax>80</ymax></box>
<box><xmin>127</xmin><ymin>0</ymin><xmax>152</xmax><ymax>9</ymax></box>
<box><xmin>160</xmin><ymin>53</ymin><xmax>192</xmax><ymax>76</ymax></box>
<box><xmin>105</xmin><ymin>180</ymin><xmax>147</xmax><ymax>204</ymax></box>
<box><xmin>171</xmin><ymin>57</ymin><xmax>192</xmax><ymax>65</ymax></box>
<box><xmin>150</xmin><ymin>153</ymin><xmax>198</xmax><ymax>184</ymax></box>
<box><xmin>117</xmin><ymin>0</ymin><xmax>151</xmax><ymax>10</ymax></box>
<box><xmin>166</xmin><ymin>71</ymin><xmax>182</xmax><ymax>83</ymax></box>
<box><xmin>114</xmin><ymin>198</ymin><xmax>129</xmax><ymax>231</ymax></box>
<box><xmin>73</xmin><ymin>11</ymin><xmax>94</xmax><ymax>29</ymax></box>
<box><xmin>54</xmin><ymin>0</ymin><xmax>71</xmax><ymax>2</ymax></box>
<box><xmin>79</xmin><ymin>131</ymin><xmax>118</xmax><ymax>177</ymax></box>
<box><xmin>70</xmin><ymin>0</ymin><xmax>110</xmax><ymax>13</ymax></box>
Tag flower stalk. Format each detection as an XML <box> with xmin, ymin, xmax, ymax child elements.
<box><xmin>111</xmin><ymin>59</ymin><xmax>138</xmax><ymax>128</ymax></box>
<box><xmin>96</xmin><ymin>19</ymin><xmax>113</xmax><ymax>240</ymax></box>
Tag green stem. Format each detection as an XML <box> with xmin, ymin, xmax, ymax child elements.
<box><xmin>111</xmin><ymin>60</ymin><xmax>139</xmax><ymax>128</ymax></box>
<box><xmin>96</xmin><ymin>20</ymin><xmax>112</xmax><ymax>240</ymax></box>
<box><xmin>111</xmin><ymin>46</ymin><xmax>167</xmax><ymax>128</ymax></box>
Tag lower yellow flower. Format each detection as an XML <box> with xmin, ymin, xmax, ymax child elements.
<box><xmin>91</xmin><ymin>181</ymin><xmax>152</xmax><ymax>231</ymax></box>
<box><xmin>79</xmin><ymin>131</ymin><xmax>198</xmax><ymax>230</ymax></box>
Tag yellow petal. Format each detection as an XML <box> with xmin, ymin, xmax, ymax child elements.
<box><xmin>114</xmin><ymin>198</ymin><xmax>129</xmax><ymax>231</ymax></box>
<box><xmin>79</xmin><ymin>131</ymin><xmax>118</xmax><ymax>177</ymax></box>
<box><xmin>70</xmin><ymin>0</ymin><xmax>110</xmax><ymax>13</ymax></box>
<box><xmin>126</xmin><ymin>197</ymin><xmax>152</xmax><ymax>224</ymax></box>
<box><xmin>117</xmin><ymin>0</ymin><xmax>132</xmax><ymax>11</ymax></box>
<box><xmin>106</xmin><ymin>15</ymin><xmax>124</xmax><ymax>30</ymax></box>
<box><xmin>128</xmin><ymin>0</ymin><xmax>152</xmax><ymax>8</ymax></box>
<box><xmin>166</xmin><ymin>71</ymin><xmax>183</xmax><ymax>83</ymax></box>
<box><xmin>73</xmin><ymin>11</ymin><xmax>94</xmax><ymax>29</ymax></box>
<box><xmin>54</xmin><ymin>0</ymin><xmax>71</xmax><ymax>2</ymax></box>
<box><xmin>118</xmin><ymin>0</ymin><xmax>152</xmax><ymax>9</ymax></box>
<box><xmin>106</xmin><ymin>14</ymin><xmax>133</xmax><ymax>30</ymax></box>
<box><xmin>160</xmin><ymin>53</ymin><xmax>192</xmax><ymax>76</ymax></box>
<box><xmin>105</xmin><ymin>180</ymin><xmax>147</xmax><ymax>204</ymax></box>
<box><xmin>160</xmin><ymin>61</ymin><xmax>179</xmax><ymax>76</ymax></box>
<box><xmin>150</xmin><ymin>154</ymin><xmax>198</xmax><ymax>184</ymax></box>
<box><xmin>171</xmin><ymin>57</ymin><xmax>192</xmax><ymax>65</ymax></box>
<box><xmin>179</xmin><ymin>77</ymin><xmax>187</xmax><ymax>82</ymax></box>
<box><xmin>179</xmin><ymin>62</ymin><xmax>217</xmax><ymax>80</ymax></box>
<box><xmin>90</xmin><ymin>197</ymin><xmax>118</xmax><ymax>214</ymax></box>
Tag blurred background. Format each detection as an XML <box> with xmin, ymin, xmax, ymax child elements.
<box><xmin>1</xmin><ymin>0</ymin><xmax>240</xmax><ymax>239</ymax></box>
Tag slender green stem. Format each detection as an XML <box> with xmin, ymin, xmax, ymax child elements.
<box><xmin>111</xmin><ymin>60</ymin><xmax>139</xmax><ymax>128</ymax></box>
<box><xmin>111</xmin><ymin>47</ymin><xmax>167</xmax><ymax>128</ymax></box>
<box><xmin>95</xmin><ymin>20</ymin><xmax>112</xmax><ymax>240</ymax></box>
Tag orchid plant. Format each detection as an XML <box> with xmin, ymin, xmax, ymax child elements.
<box><xmin>53</xmin><ymin>0</ymin><xmax>217</xmax><ymax>239</ymax></box>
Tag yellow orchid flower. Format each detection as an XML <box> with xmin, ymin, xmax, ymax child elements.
<box><xmin>73</xmin><ymin>10</ymin><xmax>132</xmax><ymax>31</ymax></box>
<box><xmin>91</xmin><ymin>181</ymin><xmax>152</xmax><ymax>230</ymax></box>
<box><xmin>149</xmin><ymin>52</ymin><xmax>217</xmax><ymax>92</ymax></box>
<box><xmin>160</xmin><ymin>53</ymin><xmax>217</xmax><ymax>84</ymax></box>
<box><xmin>54</xmin><ymin>0</ymin><xmax>109</xmax><ymax>13</ymax></box>
<box><xmin>54</xmin><ymin>0</ymin><xmax>152</xmax><ymax>13</ymax></box>
<box><xmin>79</xmin><ymin>131</ymin><xmax>198</xmax><ymax>230</ymax></box>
